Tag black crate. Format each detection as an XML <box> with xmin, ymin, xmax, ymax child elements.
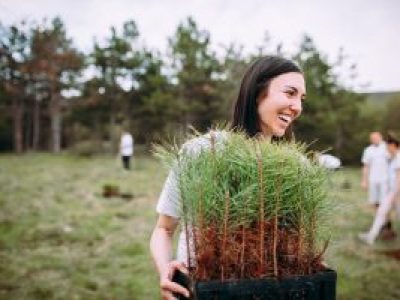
<box><xmin>173</xmin><ymin>269</ymin><xmax>336</xmax><ymax>300</ymax></box>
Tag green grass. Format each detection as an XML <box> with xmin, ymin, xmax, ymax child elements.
<box><xmin>0</xmin><ymin>154</ymin><xmax>399</xmax><ymax>299</ymax></box>
<box><xmin>0</xmin><ymin>153</ymin><xmax>164</xmax><ymax>300</ymax></box>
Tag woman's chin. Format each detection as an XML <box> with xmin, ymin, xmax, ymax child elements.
<box><xmin>272</xmin><ymin>123</ymin><xmax>291</xmax><ymax>137</ymax></box>
<box><xmin>273</xmin><ymin>129</ymin><xmax>286</xmax><ymax>137</ymax></box>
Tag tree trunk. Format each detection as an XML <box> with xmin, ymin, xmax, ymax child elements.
<box><xmin>335</xmin><ymin>126</ymin><xmax>343</xmax><ymax>157</ymax></box>
<box><xmin>32</xmin><ymin>99</ymin><xmax>40</xmax><ymax>151</ymax></box>
<box><xmin>50</xmin><ymin>93</ymin><xmax>62</xmax><ymax>153</ymax></box>
<box><xmin>12</xmin><ymin>98</ymin><xmax>24</xmax><ymax>154</ymax></box>
<box><xmin>24</xmin><ymin>99</ymin><xmax>32</xmax><ymax>151</ymax></box>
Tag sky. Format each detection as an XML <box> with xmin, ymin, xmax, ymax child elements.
<box><xmin>1</xmin><ymin>0</ymin><xmax>399</xmax><ymax>92</ymax></box>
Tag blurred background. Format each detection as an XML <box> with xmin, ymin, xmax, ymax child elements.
<box><xmin>0</xmin><ymin>1</ymin><xmax>399</xmax><ymax>299</ymax></box>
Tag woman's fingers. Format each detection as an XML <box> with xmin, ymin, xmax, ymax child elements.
<box><xmin>161</xmin><ymin>288</ymin><xmax>180</xmax><ymax>300</ymax></box>
<box><xmin>321</xmin><ymin>261</ymin><xmax>329</xmax><ymax>268</ymax></box>
<box><xmin>160</xmin><ymin>278</ymin><xmax>190</xmax><ymax>298</ymax></box>
<box><xmin>159</xmin><ymin>261</ymin><xmax>190</xmax><ymax>299</ymax></box>
<box><xmin>168</xmin><ymin>260</ymin><xmax>188</xmax><ymax>276</ymax></box>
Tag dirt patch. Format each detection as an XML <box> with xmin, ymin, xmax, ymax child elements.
<box><xmin>379</xmin><ymin>249</ymin><xmax>400</xmax><ymax>260</ymax></box>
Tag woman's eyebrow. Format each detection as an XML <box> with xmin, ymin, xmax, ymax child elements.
<box><xmin>284</xmin><ymin>85</ymin><xmax>306</xmax><ymax>97</ymax></box>
<box><xmin>284</xmin><ymin>85</ymin><xmax>297</xmax><ymax>91</ymax></box>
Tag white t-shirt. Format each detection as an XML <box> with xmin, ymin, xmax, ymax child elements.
<box><xmin>120</xmin><ymin>133</ymin><xmax>134</xmax><ymax>156</ymax></box>
<box><xmin>388</xmin><ymin>152</ymin><xmax>400</xmax><ymax>192</ymax></box>
<box><xmin>156</xmin><ymin>131</ymin><xmax>228</xmax><ymax>264</ymax></box>
<box><xmin>361</xmin><ymin>142</ymin><xmax>389</xmax><ymax>183</ymax></box>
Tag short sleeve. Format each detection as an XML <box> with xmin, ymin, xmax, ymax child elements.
<box><xmin>156</xmin><ymin>168</ymin><xmax>181</xmax><ymax>219</ymax></box>
<box><xmin>155</xmin><ymin>130</ymin><xmax>228</xmax><ymax>219</ymax></box>
<box><xmin>361</xmin><ymin>148</ymin><xmax>371</xmax><ymax>165</ymax></box>
<box><xmin>155</xmin><ymin>138</ymin><xmax>204</xmax><ymax>219</ymax></box>
<box><xmin>155</xmin><ymin>139</ymin><xmax>205</xmax><ymax>219</ymax></box>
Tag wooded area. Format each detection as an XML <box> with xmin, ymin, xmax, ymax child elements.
<box><xmin>1</xmin><ymin>16</ymin><xmax>399</xmax><ymax>163</ymax></box>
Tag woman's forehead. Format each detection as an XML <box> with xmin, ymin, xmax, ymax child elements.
<box><xmin>271</xmin><ymin>72</ymin><xmax>306</xmax><ymax>92</ymax></box>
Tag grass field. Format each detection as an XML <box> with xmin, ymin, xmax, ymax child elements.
<box><xmin>0</xmin><ymin>153</ymin><xmax>399</xmax><ymax>300</ymax></box>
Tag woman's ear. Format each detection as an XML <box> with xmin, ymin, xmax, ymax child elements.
<box><xmin>256</xmin><ymin>89</ymin><xmax>267</xmax><ymax>105</ymax></box>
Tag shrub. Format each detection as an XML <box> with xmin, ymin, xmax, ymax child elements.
<box><xmin>156</xmin><ymin>130</ymin><xmax>331</xmax><ymax>281</ymax></box>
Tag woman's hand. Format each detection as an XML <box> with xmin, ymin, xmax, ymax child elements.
<box><xmin>361</xmin><ymin>179</ymin><xmax>368</xmax><ymax>190</ymax></box>
<box><xmin>160</xmin><ymin>261</ymin><xmax>190</xmax><ymax>300</ymax></box>
<box><xmin>150</xmin><ymin>215</ymin><xmax>188</xmax><ymax>299</ymax></box>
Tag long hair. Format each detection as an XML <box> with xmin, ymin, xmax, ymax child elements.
<box><xmin>231</xmin><ymin>56</ymin><xmax>302</xmax><ymax>140</ymax></box>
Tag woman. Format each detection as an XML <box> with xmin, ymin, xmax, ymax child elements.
<box><xmin>359</xmin><ymin>134</ymin><xmax>400</xmax><ymax>245</ymax></box>
<box><xmin>150</xmin><ymin>56</ymin><xmax>306</xmax><ymax>299</ymax></box>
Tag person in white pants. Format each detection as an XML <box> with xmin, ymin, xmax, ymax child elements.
<box><xmin>359</xmin><ymin>135</ymin><xmax>400</xmax><ymax>245</ymax></box>
<box><xmin>361</xmin><ymin>132</ymin><xmax>389</xmax><ymax>207</ymax></box>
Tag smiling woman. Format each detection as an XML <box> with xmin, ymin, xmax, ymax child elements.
<box><xmin>231</xmin><ymin>56</ymin><xmax>305</xmax><ymax>140</ymax></box>
<box><xmin>256</xmin><ymin>73</ymin><xmax>305</xmax><ymax>137</ymax></box>
<box><xmin>150</xmin><ymin>56</ymin><xmax>307</xmax><ymax>300</ymax></box>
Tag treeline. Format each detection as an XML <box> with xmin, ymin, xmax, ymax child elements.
<box><xmin>1</xmin><ymin>17</ymin><xmax>399</xmax><ymax>163</ymax></box>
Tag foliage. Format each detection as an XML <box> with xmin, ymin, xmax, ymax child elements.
<box><xmin>382</xmin><ymin>95</ymin><xmax>400</xmax><ymax>135</ymax></box>
<box><xmin>0</xmin><ymin>18</ymin><xmax>83</xmax><ymax>152</ymax></box>
<box><xmin>87</xmin><ymin>20</ymin><xmax>142</xmax><ymax>148</ymax></box>
<box><xmin>29</xmin><ymin>17</ymin><xmax>84</xmax><ymax>153</ymax></box>
<box><xmin>130</xmin><ymin>51</ymin><xmax>179</xmax><ymax>144</ymax></box>
<box><xmin>156</xmin><ymin>131</ymin><xmax>332</xmax><ymax>280</ymax></box>
<box><xmin>1</xmin><ymin>17</ymin><xmax>399</xmax><ymax>165</ymax></box>
<box><xmin>0</xmin><ymin>20</ymin><xmax>31</xmax><ymax>153</ymax></box>
<box><xmin>293</xmin><ymin>36</ymin><xmax>367</xmax><ymax>164</ymax></box>
<box><xmin>168</xmin><ymin>17</ymin><xmax>225</xmax><ymax>131</ymax></box>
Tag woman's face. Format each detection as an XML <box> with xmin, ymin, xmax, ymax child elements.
<box><xmin>257</xmin><ymin>72</ymin><xmax>305</xmax><ymax>137</ymax></box>
<box><xmin>387</xmin><ymin>143</ymin><xmax>398</xmax><ymax>156</ymax></box>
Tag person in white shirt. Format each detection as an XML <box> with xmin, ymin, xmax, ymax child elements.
<box><xmin>119</xmin><ymin>130</ymin><xmax>134</xmax><ymax>170</ymax></box>
<box><xmin>361</xmin><ymin>132</ymin><xmax>389</xmax><ymax>206</ymax></box>
<box><xmin>359</xmin><ymin>134</ymin><xmax>400</xmax><ymax>244</ymax></box>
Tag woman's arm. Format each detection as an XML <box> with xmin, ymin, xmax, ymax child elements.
<box><xmin>394</xmin><ymin>169</ymin><xmax>400</xmax><ymax>197</ymax></box>
<box><xmin>361</xmin><ymin>164</ymin><xmax>369</xmax><ymax>189</ymax></box>
<box><xmin>150</xmin><ymin>214</ymin><xmax>189</xmax><ymax>299</ymax></box>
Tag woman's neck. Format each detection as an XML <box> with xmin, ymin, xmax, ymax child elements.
<box><xmin>257</xmin><ymin>133</ymin><xmax>272</xmax><ymax>142</ymax></box>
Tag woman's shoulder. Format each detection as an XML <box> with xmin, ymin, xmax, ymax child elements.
<box><xmin>181</xmin><ymin>130</ymin><xmax>228</xmax><ymax>156</ymax></box>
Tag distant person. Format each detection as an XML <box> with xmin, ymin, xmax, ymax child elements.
<box><xmin>361</xmin><ymin>132</ymin><xmax>389</xmax><ymax>207</ymax></box>
<box><xmin>120</xmin><ymin>130</ymin><xmax>134</xmax><ymax>170</ymax></box>
<box><xmin>361</xmin><ymin>131</ymin><xmax>395</xmax><ymax>237</ymax></box>
<box><xmin>359</xmin><ymin>134</ymin><xmax>400</xmax><ymax>244</ymax></box>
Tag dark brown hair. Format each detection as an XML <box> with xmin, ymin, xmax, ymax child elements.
<box><xmin>231</xmin><ymin>56</ymin><xmax>302</xmax><ymax>140</ymax></box>
<box><xmin>386</xmin><ymin>132</ymin><xmax>400</xmax><ymax>147</ymax></box>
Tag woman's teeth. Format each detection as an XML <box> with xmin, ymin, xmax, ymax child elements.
<box><xmin>278</xmin><ymin>114</ymin><xmax>291</xmax><ymax>124</ymax></box>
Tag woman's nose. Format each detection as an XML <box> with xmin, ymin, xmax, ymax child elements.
<box><xmin>289</xmin><ymin>98</ymin><xmax>302</xmax><ymax>116</ymax></box>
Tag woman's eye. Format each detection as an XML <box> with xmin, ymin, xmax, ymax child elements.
<box><xmin>285</xmin><ymin>90</ymin><xmax>295</xmax><ymax>96</ymax></box>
